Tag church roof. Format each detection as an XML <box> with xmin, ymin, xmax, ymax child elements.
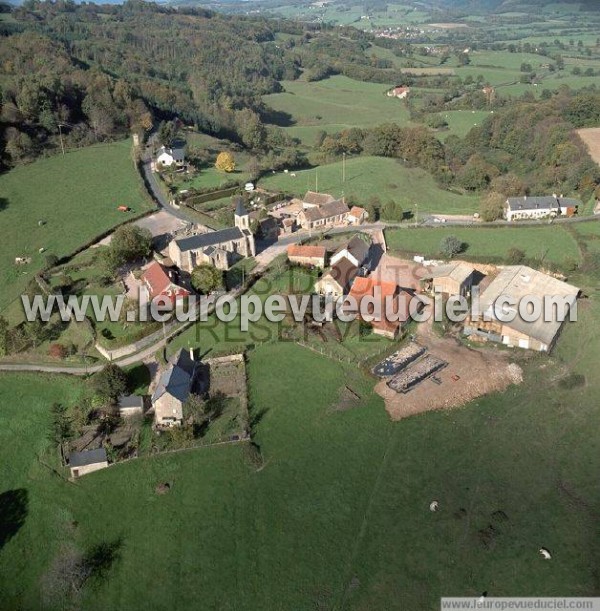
<box><xmin>234</xmin><ymin>197</ymin><xmax>248</xmax><ymax>217</ymax></box>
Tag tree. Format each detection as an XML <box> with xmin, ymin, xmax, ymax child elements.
<box><xmin>157</xmin><ymin>120</ymin><xmax>178</xmax><ymax>147</ymax></box>
<box><xmin>90</xmin><ymin>363</ymin><xmax>128</xmax><ymax>403</ymax></box>
<box><xmin>23</xmin><ymin>319</ymin><xmax>45</xmax><ymax>349</ymax></box>
<box><xmin>190</xmin><ymin>264</ymin><xmax>223</xmax><ymax>294</ymax></box>
<box><xmin>365</xmin><ymin>196</ymin><xmax>380</xmax><ymax>222</ymax></box>
<box><xmin>107</xmin><ymin>225</ymin><xmax>152</xmax><ymax>269</ymax></box>
<box><xmin>381</xmin><ymin>199</ymin><xmax>404</xmax><ymax>222</ymax></box>
<box><xmin>215</xmin><ymin>152</ymin><xmax>235</xmax><ymax>173</ymax></box>
<box><xmin>439</xmin><ymin>235</ymin><xmax>464</xmax><ymax>259</ymax></box>
<box><xmin>479</xmin><ymin>192</ymin><xmax>505</xmax><ymax>222</ymax></box>
<box><xmin>48</xmin><ymin>403</ymin><xmax>72</xmax><ymax>446</ymax></box>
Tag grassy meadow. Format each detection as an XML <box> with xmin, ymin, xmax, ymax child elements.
<box><xmin>260</xmin><ymin>156</ymin><xmax>479</xmax><ymax>215</ymax></box>
<box><xmin>1</xmin><ymin>277</ymin><xmax>599</xmax><ymax>608</ymax></box>
<box><xmin>0</xmin><ymin>140</ymin><xmax>154</xmax><ymax>314</ymax></box>
<box><xmin>385</xmin><ymin>225</ymin><xmax>582</xmax><ymax>265</ymax></box>
<box><xmin>263</xmin><ymin>76</ymin><xmax>413</xmax><ymax>146</ymax></box>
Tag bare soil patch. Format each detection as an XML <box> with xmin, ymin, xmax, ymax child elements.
<box><xmin>577</xmin><ymin>128</ymin><xmax>600</xmax><ymax>166</ymax></box>
<box><xmin>376</xmin><ymin>311</ymin><xmax>522</xmax><ymax>420</ymax></box>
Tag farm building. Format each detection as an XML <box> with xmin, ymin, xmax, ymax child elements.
<box><xmin>346</xmin><ymin>276</ymin><xmax>419</xmax><ymax>339</ymax></box>
<box><xmin>465</xmin><ymin>265</ymin><xmax>579</xmax><ymax>352</ymax></box>
<box><xmin>371</xmin><ymin>254</ymin><xmax>425</xmax><ymax>291</ymax></box>
<box><xmin>504</xmin><ymin>196</ymin><xmax>580</xmax><ymax>221</ymax></box>
<box><xmin>117</xmin><ymin>395</ymin><xmax>145</xmax><ymax>418</ymax></box>
<box><xmin>330</xmin><ymin>235</ymin><xmax>370</xmax><ymax>268</ymax></box>
<box><xmin>302</xmin><ymin>191</ymin><xmax>337</xmax><ymax>208</ymax></box>
<box><xmin>315</xmin><ymin>257</ymin><xmax>358</xmax><ymax>299</ymax></box>
<box><xmin>68</xmin><ymin>448</ymin><xmax>108</xmax><ymax>479</ymax></box>
<box><xmin>347</xmin><ymin>206</ymin><xmax>368</xmax><ymax>225</ymax></box>
<box><xmin>141</xmin><ymin>261</ymin><xmax>189</xmax><ymax>306</ymax></box>
<box><xmin>287</xmin><ymin>244</ymin><xmax>327</xmax><ymax>268</ymax></box>
<box><xmin>152</xmin><ymin>349</ymin><xmax>197</xmax><ymax>427</ymax></box>
<box><xmin>297</xmin><ymin>199</ymin><xmax>349</xmax><ymax>230</ymax></box>
<box><xmin>168</xmin><ymin>203</ymin><xmax>255</xmax><ymax>272</ymax></box>
<box><xmin>424</xmin><ymin>262</ymin><xmax>475</xmax><ymax>297</ymax></box>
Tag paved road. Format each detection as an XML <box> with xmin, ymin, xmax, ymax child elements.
<box><xmin>139</xmin><ymin>149</ymin><xmax>196</xmax><ymax>224</ymax></box>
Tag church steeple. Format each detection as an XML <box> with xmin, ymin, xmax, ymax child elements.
<box><xmin>234</xmin><ymin>197</ymin><xmax>249</xmax><ymax>230</ymax></box>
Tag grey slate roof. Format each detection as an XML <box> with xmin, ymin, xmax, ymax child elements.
<box><xmin>151</xmin><ymin>349</ymin><xmax>196</xmax><ymax>403</ymax></box>
<box><xmin>333</xmin><ymin>235</ymin><xmax>370</xmax><ymax>265</ymax></box>
<box><xmin>175</xmin><ymin>227</ymin><xmax>244</xmax><ymax>252</ymax></box>
<box><xmin>69</xmin><ymin>448</ymin><xmax>107</xmax><ymax>468</ymax></box>
<box><xmin>171</xmin><ymin>147</ymin><xmax>185</xmax><ymax>162</ymax></box>
<box><xmin>506</xmin><ymin>196</ymin><xmax>581</xmax><ymax>212</ymax></box>
<box><xmin>118</xmin><ymin>395</ymin><xmax>144</xmax><ymax>409</ymax></box>
<box><xmin>234</xmin><ymin>197</ymin><xmax>248</xmax><ymax>217</ymax></box>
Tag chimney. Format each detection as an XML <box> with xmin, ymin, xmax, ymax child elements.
<box><xmin>189</xmin><ymin>348</ymin><xmax>195</xmax><ymax>361</ymax></box>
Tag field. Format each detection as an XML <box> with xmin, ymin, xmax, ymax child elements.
<box><xmin>0</xmin><ymin>140</ymin><xmax>154</xmax><ymax>314</ymax></box>
<box><xmin>385</xmin><ymin>225</ymin><xmax>582</xmax><ymax>265</ymax></box>
<box><xmin>1</xmin><ymin>275</ymin><xmax>599</xmax><ymax>608</ymax></box>
<box><xmin>260</xmin><ymin>156</ymin><xmax>479</xmax><ymax>214</ymax></box>
<box><xmin>263</xmin><ymin>76</ymin><xmax>412</xmax><ymax>146</ymax></box>
<box><xmin>437</xmin><ymin>110</ymin><xmax>495</xmax><ymax>139</ymax></box>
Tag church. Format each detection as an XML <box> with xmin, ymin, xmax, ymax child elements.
<box><xmin>168</xmin><ymin>198</ymin><xmax>255</xmax><ymax>272</ymax></box>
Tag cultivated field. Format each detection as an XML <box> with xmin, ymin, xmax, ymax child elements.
<box><xmin>0</xmin><ymin>140</ymin><xmax>153</xmax><ymax>315</ymax></box>
<box><xmin>576</xmin><ymin>127</ymin><xmax>600</xmax><ymax>166</ymax></box>
<box><xmin>260</xmin><ymin>156</ymin><xmax>480</xmax><ymax>215</ymax></box>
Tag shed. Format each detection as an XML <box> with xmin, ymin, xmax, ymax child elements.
<box><xmin>117</xmin><ymin>395</ymin><xmax>145</xmax><ymax>417</ymax></box>
<box><xmin>69</xmin><ymin>448</ymin><xmax>108</xmax><ymax>478</ymax></box>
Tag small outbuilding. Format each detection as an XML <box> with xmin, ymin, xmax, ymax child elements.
<box><xmin>69</xmin><ymin>448</ymin><xmax>108</xmax><ymax>479</ymax></box>
<box><xmin>424</xmin><ymin>262</ymin><xmax>475</xmax><ymax>297</ymax></box>
<box><xmin>117</xmin><ymin>395</ymin><xmax>145</xmax><ymax>418</ymax></box>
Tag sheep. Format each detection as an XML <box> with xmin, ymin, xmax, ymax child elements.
<box><xmin>429</xmin><ymin>500</ymin><xmax>439</xmax><ymax>512</ymax></box>
<box><xmin>539</xmin><ymin>548</ymin><xmax>552</xmax><ymax>560</ymax></box>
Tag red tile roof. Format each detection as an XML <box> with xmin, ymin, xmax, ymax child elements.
<box><xmin>347</xmin><ymin>276</ymin><xmax>413</xmax><ymax>330</ymax></box>
<box><xmin>287</xmin><ymin>244</ymin><xmax>326</xmax><ymax>259</ymax></box>
<box><xmin>142</xmin><ymin>262</ymin><xmax>189</xmax><ymax>302</ymax></box>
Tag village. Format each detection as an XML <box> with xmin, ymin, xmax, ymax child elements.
<box><xmin>65</xmin><ymin>141</ymin><xmax>581</xmax><ymax>478</ymax></box>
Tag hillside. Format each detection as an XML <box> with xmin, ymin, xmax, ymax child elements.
<box><xmin>0</xmin><ymin>140</ymin><xmax>152</xmax><ymax>314</ymax></box>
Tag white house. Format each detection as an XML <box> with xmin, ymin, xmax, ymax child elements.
<box><xmin>156</xmin><ymin>145</ymin><xmax>185</xmax><ymax>168</ymax></box>
<box><xmin>330</xmin><ymin>235</ymin><xmax>370</xmax><ymax>268</ymax></box>
<box><xmin>504</xmin><ymin>196</ymin><xmax>580</xmax><ymax>221</ymax></box>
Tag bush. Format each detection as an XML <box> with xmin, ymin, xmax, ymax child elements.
<box><xmin>506</xmin><ymin>247</ymin><xmax>526</xmax><ymax>264</ymax></box>
<box><xmin>439</xmin><ymin>235</ymin><xmax>464</xmax><ymax>258</ymax></box>
<box><xmin>191</xmin><ymin>264</ymin><xmax>223</xmax><ymax>294</ymax></box>
<box><xmin>558</xmin><ymin>373</ymin><xmax>586</xmax><ymax>390</ymax></box>
<box><xmin>48</xmin><ymin>343</ymin><xmax>68</xmax><ymax>359</ymax></box>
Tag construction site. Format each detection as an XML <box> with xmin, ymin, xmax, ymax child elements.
<box><xmin>373</xmin><ymin>310</ymin><xmax>524</xmax><ymax>420</ymax></box>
